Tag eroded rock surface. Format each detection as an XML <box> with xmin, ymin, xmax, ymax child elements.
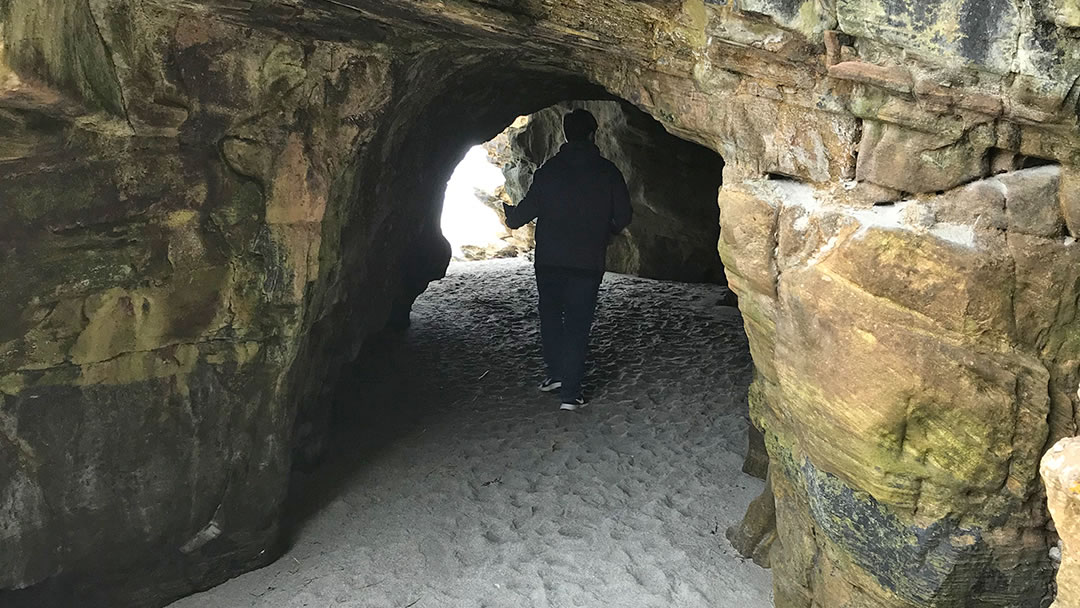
<box><xmin>2</xmin><ymin>0</ymin><xmax>1080</xmax><ymax>607</ymax></box>
<box><xmin>720</xmin><ymin>171</ymin><xmax>1078</xmax><ymax>607</ymax></box>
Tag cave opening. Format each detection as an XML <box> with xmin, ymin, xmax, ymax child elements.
<box><xmin>0</xmin><ymin>38</ymin><xmax>772</xmax><ymax>603</ymax></box>
<box><xmin>437</xmin><ymin>99</ymin><xmax>729</xmax><ymax>281</ymax></box>
<box><xmin>174</xmin><ymin>81</ymin><xmax>772</xmax><ymax>606</ymax></box>
<box><xmin>440</xmin><ymin>143</ymin><xmax>515</xmax><ymax>262</ymax></box>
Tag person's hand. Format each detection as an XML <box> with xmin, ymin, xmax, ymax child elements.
<box><xmin>501</xmin><ymin>203</ymin><xmax>513</xmax><ymax>229</ymax></box>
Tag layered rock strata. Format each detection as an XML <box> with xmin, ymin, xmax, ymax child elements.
<box><xmin>2</xmin><ymin>1</ymin><xmax>1079</xmax><ymax>607</ymax></box>
<box><xmin>721</xmin><ymin>165</ymin><xmax>1078</xmax><ymax>606</ymax></box>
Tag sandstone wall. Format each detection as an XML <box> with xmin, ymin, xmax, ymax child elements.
<box><xmin>1</xmin><ymin>7</ymin><xmax>403</xmax><ymax>603</ymax></box>
<box><xmin>722</xmin><ymin>169</ymin><xmax>1078</xmax><ymax>606</ymax></box>
<box><xmin>2</xmin><ymin>1</ymin><xmax>1079</xmax><ymax>606</ymax></box>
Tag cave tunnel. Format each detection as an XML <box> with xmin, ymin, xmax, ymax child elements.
<box><xmin>242</xmin><ymin>72</ymin><xmax>766</xmax><ymax>607</ymax></box>
<box><xmin>2</xmin><ymin>42</ymin><xmax>766</xmax><ymax>607</ymax></box>
<box><xmin>5</xmin><ymin>1</ymin><xmax>1077</xmax><ymax>607</ymax></box>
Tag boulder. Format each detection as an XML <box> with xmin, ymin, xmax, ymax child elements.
<box><xmin>722</xmin><ymin>174</ymin><xmax>1073</xmax><ymax>608</ymax></box>
<box><xmin>727</xmin><ymin>474</ymin><xmax>777</xmax><ymax>567</ymax></box>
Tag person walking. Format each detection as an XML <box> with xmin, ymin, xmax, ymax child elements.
<box><xmin>503</xmin><ymin>109</ymin><xmax>632</xmax><ymax>411</ymax></box>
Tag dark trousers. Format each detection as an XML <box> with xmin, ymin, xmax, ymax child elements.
<box><xmin>535</xmin><ymin>266</ymin><xmax>604</xmax><ymax>402</ymax></box>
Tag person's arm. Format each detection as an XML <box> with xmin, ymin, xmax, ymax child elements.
<box><xmin>504</xmin><ymin>167</ymin><xmax>547</xmax><ymax>229</ymax></box>
<box><xmin>610</xmin><ymin>168</ymin><xmax>632</xmax><ymax>234</ymax></box>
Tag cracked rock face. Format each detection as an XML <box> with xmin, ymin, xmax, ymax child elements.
<box><xmin>722</xmin><ymin>173</ymin><xmax>1077</xmax><ymax>606</ymax></box>
<box><xmin>2</xmin><ymin>1</ymin><xmax>1080</xmax><ymax>607</ymax></box>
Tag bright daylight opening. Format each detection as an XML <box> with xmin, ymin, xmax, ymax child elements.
<box><xmin>440</xmin><ymin>116</ymin><xmax>535</xmax><ymax>262</ymax></box>
<box><xmin>440</xmin><ymin>145</ymin><xmax>510</xmax><ymax>260</ymax></box>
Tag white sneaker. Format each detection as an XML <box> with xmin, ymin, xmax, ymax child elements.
<box><xmin>538</xmin><ymin>378</ymin><xmax>562</xmax><ymax>392</ymax></box>
<box><xmin>560</xmin><ymin>397</ymin><xmax>587</xmax><ymax>411</ymax></box>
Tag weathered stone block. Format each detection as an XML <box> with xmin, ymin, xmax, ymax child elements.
<box><xmin>775</xmin><ymin>196</ymin><xmax>856</xmax><ymax>268</ymax></box>
<box><xmin>718</xmin><ymin>189</ymin><xmax>780</xmax><ymax>298</ymax></box>
<box><xmin>1060</xmin><ymin>166</ymin><xmax>1080</xmax><ymax>237</ymax></box>
<box><xmin>856</xmin><ymin>121</ymin><xmax>990</xmax><ymax>193</ymax></box>
<box><xmin>931</xmin><ymin>178</ymin><xmax>1007</xmax><ymax>230</ymax></box>
<box><xmin>682</xmin><ymin>92</ymin><xmax>858</xmax><ymax>183</ymax></box>
<box><xmin>727</xmin><ymin>474</ymin><xmax>776</xmax><ymax>567</ymax></box>
<box><xmin>743</xmin><ymin>422</ymin><xmax>770</xmax><ymax>479</ymax></box>
<box><xmin>773</xmin><ymin>444</ymin><xmax>1051</xmax><ymax>607</ymax></box>
<box><xmin>824</xmin><ymin>30</ymin><xmax>842</xmax><ymax>66</ymax></box>
<box><xmin>829</xmin><ymin>61</ymin><xmax>913</xmax><ymax>94</ymax></box>
<box><xmin>839</xmin><ymin>180</ymin><xmax>902</xmax><ymax>207</ymax></box>
<box><xmin>1049</xmin><ymin>0</ymin><xmax>1080</xmax><ymax>27</ymax></box>
<box><xmin>1008</xmin><ymin>231</ymin><xmax>1080</xmax><ymax>349</ymax></box>
<box><xmin>990</xmin><ymin>148</ymin><xmax>1023</xmax><ymax>174</ymax></box>
<box><xmin>835</xmin><ymin>0</ymin><xmax>1021</xmax><ymax>75</ymax></box>
<box><xmin>735</xmin><ymin>288</ymin><xmax>780</xmax><ymax>383</ymax></box>
<box><xmin>913</xmin><ymin>79</ymin><xmax>1004</xmax><ymax>117</ymax></box>
<box><xmin>734</xmin><ymin>0</ymin><xmax>837</xmax><ymax>37</ymax></box>
<box><xmin>823</xmin><ymin>225</ymin><xmax>1015</xmax><ymax>342</ymax></box>
<box><xmin>999</xmin><ymin>166</ymin><xmax>1065</xmax><ymax>237</ymax></box>
<box><xmin>1012</xmin><ymin>11</ymin><xmax>1080</xmax><ymax>121</ymax></box>
<box><xmin>753</xmin><ymin>199</ymin><xmax>1063</xmax><ymax>606</ymax></box>
<box><xmin>0</xmin><ymin>346</ymin><xmax>285</xmax><ymax>600</ymax></box>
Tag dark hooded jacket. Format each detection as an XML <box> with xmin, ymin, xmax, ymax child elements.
<box><xmin>504</xmin><ymin>141</ymin><xmax>632</xmax><ymax>272</ymax></box>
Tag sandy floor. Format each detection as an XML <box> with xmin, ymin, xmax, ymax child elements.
<box><xmin>169</xmin><ymin>259</ymin><xmax>773</xmax><ymax>608</ymax></box>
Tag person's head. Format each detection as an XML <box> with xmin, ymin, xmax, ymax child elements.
<box><xmin>563</xmin><ymin>109</ymin><xmax>598</xmax><ymax>142</ymax></box>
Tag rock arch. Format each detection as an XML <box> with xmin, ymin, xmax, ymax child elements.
<box><xmin>1</xmin><ymin>1</ymin><xmax>1078</xmax><ymax>607</ymax></box>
